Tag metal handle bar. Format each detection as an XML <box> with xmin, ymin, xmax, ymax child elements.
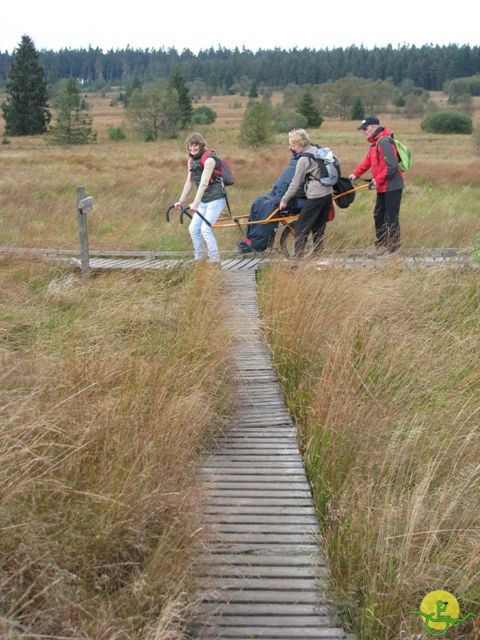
<box><xmin>165</xmin><ymin>204</ymin><xmax>194</xmax><ymax>224</ymax></box>
<box><xmin>167</xmin><ymin>205</ymin><xmax>211</xmax><ymax>227</ymax></box>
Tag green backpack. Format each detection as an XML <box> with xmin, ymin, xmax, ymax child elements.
<box><xmin>377</xmin><ymin>135</ymin><xmax>413</xmax><ymax>172</ymax></box>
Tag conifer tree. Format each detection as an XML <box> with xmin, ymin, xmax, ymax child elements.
<box><xmin>240</xmin><ymin>100</ymin><xmax>272</xmax><ymax>149</ymax></box>
<box><xmin>48</xmin><ymin>78</ymin><xmax>96</xmax><ymax>145</ymax></box>
<box><xmin>169</xmin><ymin>67</ymin><xmax>192</xmax><ymax>129</ymax></box>
<box><xmin>1</xmin><ymin>35</ymin><xmax>51</xmax><ymax>135</ymax></box>
<box><xmin>351</xmin><ymin>96</ymin><xmax>365</xmax><ymax>120</ymax></box>
<box><xmin>249</xmin><ymin>81</ymin><xmax>258</xmax><ymax>98</ymax></box>
<box><xmin>298</xmin><ymin>88</ymin><xmax>323</xmax><ymax>127</ymax></box>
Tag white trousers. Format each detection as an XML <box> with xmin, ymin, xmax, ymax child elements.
<box><xmin>189</xmin><ymin>197</ymin><xmax>226</xmax><ymax>262</ymax></box>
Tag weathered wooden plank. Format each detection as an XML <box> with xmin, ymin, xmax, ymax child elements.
<box><xmin>203</xmin><ymin>614</ymin><xmax>337</xmax><ymax>626</ymax></box>
<box><xmin>207</xmin><ymin>497</ymin><xmax>314</xmax><ymax>507</ymax></box>
<box><xmin>204</xmin><ymin>506</ymin><xmax>316</xmax><ymax>515</ymax></box>
<box><xmin>205</xmin><ymin>533</ymin><xmax>318</xmax><ymax>545</ymax></box>
<box><xmin>204</xmin><ymin>476</ymin><xmax>306</xmax><ymax>484</ymax></box>
<box><xmin>200</xmin><ymin>553</ymin><xmax>324</xmax><ymax>566</ymax></box>
<box><xmin>200</xmin><ymin>602</ymin><xmax>332</xmax><ymax>616</ymax></box>
<box><xmin>196</xmin><ymin>626</ymin><xmax>345</xmax><ymax>638</ymax></box>
<box><xmin>208</xmin><ymin>491</ymin><xmax>312</xmax><ymax>499</ymax></box>
<box><xmin>203</xmin><ymin>514</ymin><xmax>318</xmax><ymax>525</ymax></box>
<box><xmin>201</xmin><ymin>565</ymin><xmax>327</xmax><ymax>578</ymax></box>
<box><xmin>204</xmin><ymin>465</ymin><xmax>305</xmax><ymax>474</ymax></box>
<box><xmin>201</xmin><ymin>466</ymin><xmax>305</xmax><ymax>483</ymax></box>
<box><xmin>205</xmin><ymin>452</ymin><xmax>301</xmax><ymax>461</ymax></box>
<box><xmin>201</xmin><ymin>589</ymin><xmax>325</xmax><ymax>604</ymax></box>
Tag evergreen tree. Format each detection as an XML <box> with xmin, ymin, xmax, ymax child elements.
<box><xmin>169</xmin><ymin>67</ymin><xmax>192</xmax><ymax>129</ymax></box>
<box><xmin>48</xmin><ymin>78</ymin><xmax>96</xmax><ymax>145</ymax></box>
<box><xmin>351</xmin><ymin>96</ymin><xmax>365</xmax><ymax>120</ymax></box>
<box><xmin>248</xmin><ymin>81</ymin><xmax>258</xmax><ymax>98</ymax></box>
<box><xmin>298</xmin><ymin>88</ymin><xmax>323</xmax><ymax>127</ymax></box>
<box><xmin>240</xmin><ymin>100</ymin><xmax>272</xmax><ymax>149</ymax></box>
<box><xmin>2</xmin><ymin>35</ymin><xmax>51</xmax><ymax>135</ymax></box>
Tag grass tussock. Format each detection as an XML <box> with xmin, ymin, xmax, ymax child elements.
<box><xmin>0</xmin><ymin>257</ymin><xmax>234</xmax><ymax>638</ymax></box>
<box><xmin>259</xmin><ymin>262</ymin><xmax>480</xmax><ymax>639</ymax></box>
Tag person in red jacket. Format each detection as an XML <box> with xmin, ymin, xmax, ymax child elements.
<box><xmin>349</xmin><ymin>116</ymin><xmax>404</xmax><ymax>253</ymax></box>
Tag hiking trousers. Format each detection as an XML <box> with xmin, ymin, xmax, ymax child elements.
<box><xmin>294</xmin><ymin>195</ymin><xmax>332</xmax><ymax>257</ymax></box>
<box><xmin>373</xmin><ymin>189</ymin><xmax>402</xmax><ymax>250</ymax></box>
<box><xmin>189</xmin><ymin>197</ymin><xmax>226</xmax><ymax>262</ymax></box>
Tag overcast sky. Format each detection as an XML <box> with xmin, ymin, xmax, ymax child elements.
<box><xmin>2</xmin><ymin>0</ymin><xmax>477</xmax><ymax>53</ymax></box>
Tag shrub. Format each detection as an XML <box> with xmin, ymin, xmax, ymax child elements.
<box><xmin>191</xmin><ymin>105</ymin><xmax>217</xmax><ymax>125</ymax></box>
<box><xmin>273</xmin><ymin>111</ymin><xmax>308</xmax><ymax>133</ymax></box>
<box><xmin>421</xmin><ymin>111</ymin><xmax>473</xmax><ymax>134</ymax></box>
<box><xmin>107</xmin><ymin>125</ymin><xmax>127</xmax><ymax>141</ymax></box>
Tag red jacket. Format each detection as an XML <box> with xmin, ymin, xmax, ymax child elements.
<box><xmin>352</xmin><ymin>126</ymin><xmax>404</xmax><ymax>193</ymax></box>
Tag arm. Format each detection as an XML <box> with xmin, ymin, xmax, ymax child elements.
<box><xmin>175</xmin><ymin>160</ymin><xmax>194</xmax><ymax>208</ymax></box>
<box><xmin>349</xmin><ymin>151</ymin><xmax>372</xmax><ymax>181</ymax></box>
<box><xmin>279</xmin><ymin>158</ymin><xmax>308</xmax><ymax>209</ymax></box>
<box><xmin>378</xmin><ymin>137</ymin><xmax>400</xmax><ymax>177</ymax></box>
<box><xmin>190</xmin><ymin>157</ymin><xmax>216</xmax><ymax>210</ymax></box>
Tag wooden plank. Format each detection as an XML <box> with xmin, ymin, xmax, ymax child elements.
<box><xmin>204</xmin><ymin>475</ymin><xmax>306</xmax><ymax>483</ymax></box>
<box><xmin>206</xmin><ymin>524</ymin><xmax>318</xmax><ymax>535</ymax></box>
<box><xmin>196</xmin><ymin>626</ymin><xmax>345</xmax><ymax>638</ymax></box>
<box><xmin>200</xmin><ymin>602</ymin><xmax>333</xmax><ymax>615</ymax></box>
<box><xmin>205</xmin><ymin>533</ymin><xmax>318</xmax><ymax>545</ymax></box>
<box><xmin>203</xmin><ymin>614</ymin><xmax>338</xmax><ymax>626</ymax></box>
<box><xmin>201</xmin><ymin>565</ymin><xmax>327</xmax><ymax>578</ymax></box>
<box><xmin>201</xmin><ymin>590</ymin><xmax>325</xmax><ymax>604</ymax></box>
<box><xmin>203</xmin><ymin>466</ymin><xmax>306</xmax><ymax>474</ymax></box>
<box><xmin>200</xmin><ymin>553</ymin><xmax>324</xmax><ymax>566</ymax></box>
<box><xmin>207</xmin><ymin>497</ymin><xmax>314</xmax><ymax>506</ymax></box>
<box><xmin>208</xmin><ymin>490</ymin><xmax>312</xmax><ymax>498</ymax></box>
<box><xmin>205</xmin><ymin>506</ymin><xmax>316</xmax><ymax>515</ymax></box>
<box><xmin>203</xmin><ymin>515</ymin><xmax>318</xmax><ymax>525</ymax></box>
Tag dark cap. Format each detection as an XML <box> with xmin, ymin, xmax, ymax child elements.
<box><xmin>358</xmin><ymin>116</ymin><xmax>380</xmax><ymax>130</ymax></box>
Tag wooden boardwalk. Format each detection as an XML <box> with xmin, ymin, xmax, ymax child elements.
<box><xmin>191</xmin><ymin>270</ymin><xmax>349</xmax><ymax>640</ymax></box>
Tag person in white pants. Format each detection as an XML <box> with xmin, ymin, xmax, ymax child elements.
<box><xmin>175</xmin><ymin>132</ymin><xmax>226</xmax><ymax>263</ymax></box>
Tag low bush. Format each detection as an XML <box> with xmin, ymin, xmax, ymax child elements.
<box><xmin>273</xmin><ymin>111</ymin><xmax>308</xmax><ymax>133</ymax></box>
<box><xmin>191</xmin><ymin>105</ymin><xmax>217</xmax><ymax>125</ymax></box>
<box><xmin>107</xmin><ymin>125</ymin><xmax>127</xmax><ymax>141</ymax></box>
<box><xmin>421</xmin><ymin>110</ymin><xmax>473</xmax><ymax>134</ymax></box>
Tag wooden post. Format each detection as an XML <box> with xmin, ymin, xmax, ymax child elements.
<box><xmin>76</xmin><ymin>186</ymin><xmax>94</xmax><ymax>279</ymax></box>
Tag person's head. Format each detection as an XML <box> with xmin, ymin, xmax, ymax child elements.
<box><xmin>288</xmin><ymin>128</ymin><xmax>310</xmax><ymax>152</ymax></box>
<box><xmin>186</xmin><ymin>132</ymin><xmax>206</xmax><ymax>156</ymax></box>
<box><xmin>357</xmin><ymin>116</ymin><xmax>380</xmax><ymax>137</ymax></box>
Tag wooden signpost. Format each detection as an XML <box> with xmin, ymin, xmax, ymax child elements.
<box><xmin>76</xmin><ymin>185</ymin><xmax>94</xmax><ymax>278</ymax></box>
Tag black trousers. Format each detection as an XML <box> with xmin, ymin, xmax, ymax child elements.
<box><xmin>373</xmin><ymin>189</ymin><xmax>402</xmax><ymax>250</ymax></box>
<box><xmin>294</xmin><ymin>195</ymin><xmax>332</xmax><ymax>257</ymax></box>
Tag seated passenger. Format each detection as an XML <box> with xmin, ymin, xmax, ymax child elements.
<box><xmin>238</xmin><ymin>147</ymin><xmax>306</xmax><ymax>253</ymax></box>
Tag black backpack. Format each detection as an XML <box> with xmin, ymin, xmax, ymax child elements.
<box><xmin>333</xmin><ymin>176</ymin><xmax>356</xmax><ymax>209</ymax></box>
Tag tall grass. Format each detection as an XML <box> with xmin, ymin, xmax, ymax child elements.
<box><xmin>1</xmin><ymin>92</ymin><xmax>480</xmax><ymax>253</ymax></box>
<box><xmin>0</xmin><ymin>257</ymin><xmax>234</xmax><ymax>638</ymax></box>
<box><xmin>2</xmin><ymin>91</ymin><xmax>480</xmax><ymax>638</ymax></box>
<box><xmin>259</xmin><ymin>262</ymin><xmax>480</xmax><ymax>639</ymax></box>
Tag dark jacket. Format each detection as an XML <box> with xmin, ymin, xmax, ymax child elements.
<box><xmin>352</xmin><ymin>126</ymin><xmax>404</xmax><ymax>193</ymax></box>
<box><xmin>190</xmin><ymin>153</ymin><xmax>225</xmax><ymax>203</ymax></box>
<box><xmin>240</xmin><ymin>153</ymin><xmax>306</xmax><ymax>252</ymax></box>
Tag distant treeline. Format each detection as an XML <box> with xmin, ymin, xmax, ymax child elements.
<box><xmin>1</xmin><ymin>43</ymin><xmax>480</xmax><ymax>92</ymax></box>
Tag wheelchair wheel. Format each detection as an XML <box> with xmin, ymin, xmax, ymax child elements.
<box><xmin>279</xmin><ymin>225</ymin><xmax>315</xmax><ymax>258</ymax></box>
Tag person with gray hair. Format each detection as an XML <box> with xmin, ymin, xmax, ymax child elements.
<box><xmin>174</xmin><ymin>132</ymin><xmax>226</xmax><ymax>263</ymax></box>
<box><xmin>349</xmin><ymin>116</ymin><xmax>404</xmax><ymax>252</ymax></box>
<box><xmin>279</xmin><ymin>128</ymin><xmax>334</xmax><ymax>256</ymax></box>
